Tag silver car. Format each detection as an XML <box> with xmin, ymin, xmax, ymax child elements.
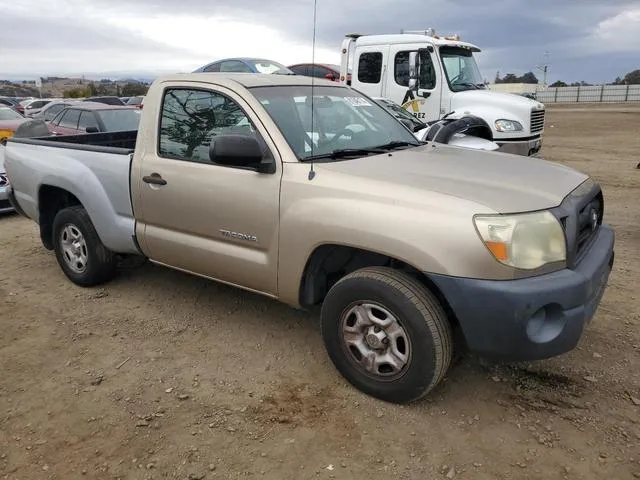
<box><xmin>0</xmin><ymin>146</ymin><xmax>13</xmax><ymax>213</ymax></box>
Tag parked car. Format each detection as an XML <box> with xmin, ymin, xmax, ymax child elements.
<box><xmin>32</xmin><ymin>100</ymin><xmax>78</xmax><ymax>122</ymax></box>
<box><xmin>24</xmin><ymin>99</ymin><xmax>55</xmax><ymax>117</ymax></box>
<box><xmin>83</xmin><ymin>96</ymin><xmax>126</xmax><ymax>106</ymax></box>
<box><xmin>125</xmin><ymin>96</ymin><xmax>145</xmax><ymax>108</ymax></box>
<box><xmin>4</xmin><ymin>73</ymin><xmax>614</xmax><ymax>404</ymax></box>
<box><xmin>193</xmin><ymin>57</ymin><xmax>294</xmax><ymax>74</ymax></box>
<box><xmin>0</xmin><ymin>105</ymin><xmax>31</xmax><ymax>214</ymax></box>
<box><xmin>0</xmin><ymin>97</ymin><xmax>26</xmax><ymax>115</ymax></box>
<box><xmin>0</xmin><ymin>106</ymin><xmax>30</xmax><ymax>144</ymax></box>
<box><xmin>288</xmin><ymin>63</ymin><xmax>347</xmax><ymax>82</ymax></box>
<box><xmin>47</xmin><ymin>102</ymin><xmax>141</xmax><ymax>135</ymax></box>
<box><xmin>0</xmin><ymin>149</ymin><xmax>11</xmax><ymax>214</ymax></box>
<box><xmin>371</xmin><ymin>97</ymin><xmax>499</xmax><ymax>150</ymax></box>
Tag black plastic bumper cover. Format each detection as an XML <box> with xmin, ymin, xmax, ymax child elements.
<box><xmin>428</xmin><ymin>224</ymin><xmax>615</xmax><ymax>361</ymax></box>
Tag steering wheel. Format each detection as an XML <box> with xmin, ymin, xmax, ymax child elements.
<box><xmin>321</xmin><ymin>126</ymin><xmax>358</xmax><ymax>149</ymax></box>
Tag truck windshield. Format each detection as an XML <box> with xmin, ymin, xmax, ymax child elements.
<box><xmin>250</xmin><ymin>85</ymin><xmax>420</xmax><ymax>161</ymax></box>
<box><xmin>439</xmin><ymin>46</ymin><xmax>486</xmax><ymax>92</ymax></box>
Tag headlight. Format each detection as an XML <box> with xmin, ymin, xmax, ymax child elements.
<box><xmin>494</xmin><ymin>119</ymin><xmax>523</xmax><ymax>132</ymax></box>
<box><xmin>473</xmin><ymin>211</ymin><xmax>566</xmax><ymax>270</ymax></box>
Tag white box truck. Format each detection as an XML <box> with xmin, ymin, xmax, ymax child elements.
<box><xmin>340</xmin><ymin>29</ymin><xmax>546</xmax><ymax>156</ymax></box>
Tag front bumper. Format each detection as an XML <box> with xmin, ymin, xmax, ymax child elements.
<box><xmin>496</xmin><ymin>136</ymin><xmax>542</xmax><ymax>157</ymax></box>
<box><xmin>428</xmin><ymin>224</ymin><xmax>615</xmax><ymax>361</ymax></box>
<box><xmin>0</xmin><ymin>184</ymin><xmax>14</xmax><ymax>214</ymax></box>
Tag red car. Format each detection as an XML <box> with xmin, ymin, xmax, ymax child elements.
<box><xmin>0</xmin><ymin>106</ymin><xmax>29</xmax><ymax>144</ymax></box>
<box><xmin>288</xmin><ymin>63</ymin><xmax>352</xmax><ymax>84</ymax></box>
<box><xmin>47</xmin><ymin>102</ymin><xmax>142</xmax><ymax>135</ymax></box>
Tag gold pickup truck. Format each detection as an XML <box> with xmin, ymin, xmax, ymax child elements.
<box><xmin>4</xmin><ymin>74</ymin><xmax>615</xmax><ymax>403</ymax></box>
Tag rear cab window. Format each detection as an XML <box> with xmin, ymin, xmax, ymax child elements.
<box><xmin>357</xmin><ymin>52</ymin><xmax>383</xmax><ymax>84</ymax></box>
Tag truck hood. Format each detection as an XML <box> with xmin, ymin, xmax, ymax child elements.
<box><xmin>449</xmin><ymin>90</ymin><xmax>543</xmax><ymax>136</ymax></box>
<box><xmin>317</xmin><ymin>143</ymin><xmax>588</xmax><ymax>213</ymax></box>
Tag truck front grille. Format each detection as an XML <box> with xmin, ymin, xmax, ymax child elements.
<box><xmin>554</xmin><ymin>180</ymin><xmax>603</xmax><ymax>267</ymax></box>
<box><xmin>530</xmin><ymin>109</ymin><xmax>545</xmax><ymax>134</ymax></box>
<box><xmin>575</xmin><ymin>193</ymin><xmax>603</xmax><ymax>259</ymax></box>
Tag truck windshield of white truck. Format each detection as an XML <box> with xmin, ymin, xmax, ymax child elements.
<box><xmin>439</xmin><ymin>46</ymin><xmax>486</xmax><ymax>92</ymax></box>
<box><xmin>251</xmin><ymin>85</ymin><xmax>420</xmax><ymax>161</ymax></box>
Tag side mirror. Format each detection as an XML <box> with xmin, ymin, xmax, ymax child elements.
<box><xmin>209</xmin><ymin>134</ymin><xmax>273</xmax><ymax>173</ymax></box>
<box><xmin>86</xmin><ymin>126</ymin><xmax>99</xmax><ymax>133</ymax></box>
<box><xmin>325</xmin><ymin>72</ymin><xmax>336</xmax><ymax>81</ymax></box>
<box><xmin>408</xmin><ymin>52</ymin><xmax>419</xmax><ymax>91</ymax></box>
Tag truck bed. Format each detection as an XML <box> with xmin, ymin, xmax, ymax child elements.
<box><xmin>5</xmin><ymin>130</ymin><xmax>139</xmax><ymax>255</ymax></box>
<box><xmin>9</xmin><ymin>130</ymin><xmax>137</xmax><ymax>154</ymax></box>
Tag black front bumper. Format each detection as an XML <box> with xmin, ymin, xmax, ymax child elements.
<box><xmin>428</xmin><ymin>224</ymin><xmax>615</xmax><ymax>361</ymax></box>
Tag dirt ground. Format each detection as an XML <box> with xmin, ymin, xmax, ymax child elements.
<box><xmin>1</xmin><ymin>104</ymin><xmax>639</xmax><ymax>480</ymax></box>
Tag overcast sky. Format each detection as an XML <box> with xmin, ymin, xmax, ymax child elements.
<box><xmin>2</xmin><ymin>0</ymin><xmax>639</xmax><ymax>84</ymax></box>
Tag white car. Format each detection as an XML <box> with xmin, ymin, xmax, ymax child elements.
<box><xmin>24</xmin><ymin>98</ymin><xmax>57</xmax><ymax>117</ymax></box>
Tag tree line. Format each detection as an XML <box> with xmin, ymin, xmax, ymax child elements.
<box><xmin>64</xmin><ymin>81</ymin><xmax>149</xmax><ymax>98</ymax></box>
<box><xmin>494</xmin><ymin>69</ymin><xmax>640</xmax><ymax>87</ymax></box>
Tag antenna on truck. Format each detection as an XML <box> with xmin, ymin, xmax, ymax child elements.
<box><xmin>308</xmin><ymin>0</ymin><xmax>318</xmax><ymax>181</ymax></box>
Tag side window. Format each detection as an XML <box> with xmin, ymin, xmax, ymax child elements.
<box><xmin>44</xmin><ymin>104</ymin><xmax>64</xmax><ymax>121</ymax></box>
<box><xmin>219</xmin><ymin>61</ymin><xmax>251</xmax><ymax>73</ymax></box>
<box><xmin>311</xmin><ymin>65</ymin><xmax>329</xmax><ymax>78</ymax></box>
<box><xmin>419</xmin><ymin>51</ymin><xmax>437</xmax><ymax>90</ymax></box>
<box><xmin>357</xmin><ymin>52</ymin><xmax>383</xmax><ymax>84</ymax></box>
<box><xmin>50</xmin><ymin>110</ymin><xmax>64</xmax><ymax>125</ymax></box>
<box><xmin>290</xmin><ymin>65</ymin><xmax>309</xmax><ymax>76</ymax></box>
<box><xmin>158</xmin><ymin>88</ymin><xmax>259</xmax><ymax>164</ymax></box>
<box><xmin>203</xmin><ymin>62</ymin><xmax>221</xmax><ymax>72</ymax></box>
<box><xmin>59</xmin><ymin>109</ymin><xmax>81</xmax><ymax>129</ymax></box>
<box><xmin>394</xmin><ymin>51</ymin><xmax>411</xmax><ymax>86</ymax></box>
<box><xmin>78</xmin><ymin>111</ymin><xmax>100</xmax><ymax>131</ymax></box>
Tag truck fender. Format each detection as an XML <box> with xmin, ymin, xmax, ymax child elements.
<box><xmin>425</xmin><ymin>115</ymin><xmax>493</xmax><ymax>143</ymax></box>
<box><xmin>276</xmin><ymin>196</ymin><xmax>491</xmax><ymax>308</ymax></box>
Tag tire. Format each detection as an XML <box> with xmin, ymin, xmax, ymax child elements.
<box><xmin>320</xmin><ymin>266</ymin><xmax>453</xmax><ymax>403</ymax></box>
<box><xmin>52</xmin><ymin>206</ymin><xmax>117</xmax><ymax>287</ymax></box>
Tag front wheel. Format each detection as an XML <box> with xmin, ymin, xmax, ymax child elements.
<box><xmin>320</xmin><ymin>267</ymin><xmax>453</xmax><ymax>403</ymax></box>
<box><xmin>52</xmin><ymin>206</ymin><xmax>117</xmax><ymax>287</ymax></box>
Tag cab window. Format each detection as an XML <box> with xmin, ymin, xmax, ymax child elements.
<box><xmin>357</xmin><ymin>52</ymin><xmax>383</xmax><ymax>84</ymax></box>
<box><xmin>158</xmin><ymin>88</ymin><xmax>260</xmax><ymax>164</ymax></box>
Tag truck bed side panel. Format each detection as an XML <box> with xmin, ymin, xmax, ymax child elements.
<box><xmin>5</xmin><ymin>142</ymin><xmax>138</xmax><ymax>254</ymax></box>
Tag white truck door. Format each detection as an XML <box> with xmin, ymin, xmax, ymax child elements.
<box><xmin>398</xmin><ymin>48</ymin><xmax>443</xmax><ymax>123</ymax></box>
<box><xmin>350</xmin><ymin>44</ymin><xmax>389</xmax><ymax>99</ymax></box>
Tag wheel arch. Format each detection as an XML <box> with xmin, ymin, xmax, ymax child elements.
<box><xmin>298</xmin><ymin>243</ymin><xmax>460</xmax><ymax>331</ymax></box>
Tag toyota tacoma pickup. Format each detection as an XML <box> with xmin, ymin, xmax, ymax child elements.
<box><xmin>4</xmin><ymin>74</ymin><xmax>615</xmax><ymax>403</ymax></box>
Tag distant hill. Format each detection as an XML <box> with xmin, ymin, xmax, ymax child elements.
<box><xmin>0</xmin><ymin>80</ymin><xmax>40</xmax><ymax>97</ymax></box>
<box><xmin>0</xmin><ymin>76</ymin><xmax>151</xmax><ymax>98</ymax></box>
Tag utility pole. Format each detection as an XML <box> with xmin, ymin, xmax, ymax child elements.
<box><xmin>536</xmin><ymin>51</ymin><xmax>550</xmax><ymax>87</ymax></box>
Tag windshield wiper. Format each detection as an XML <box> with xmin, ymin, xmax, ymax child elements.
<box><xmin>302</xmin><ymin>141</ymin><xmax>420</xmax><ymax>162</ymax></box>
<box><xmin>302</xmin><ymin>147</ymin><xmax>388</xmax><ymax>162</ymax></box>
<box><xmin>372</xmin><ymin>141</ymin><xmax>420</xmax><ymax>150</ymax></box>
<box><xmin>453</xmin><ymin>82</ymin><xmax>479</xmax><ymax>90</ymax></box>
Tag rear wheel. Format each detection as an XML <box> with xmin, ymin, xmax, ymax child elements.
<box><xmin>320</xmin><ymin>267</ymin><xmax>453</xmax><ymax>403</ymax></box>
<box><xmin>52</xmin><ymin>206</ymin><xmax>117</xmax><ymax>287</ymax></box>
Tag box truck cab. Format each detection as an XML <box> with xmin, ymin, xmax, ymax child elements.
<box><xmin>340</xmin><ymin>29</ymin><xmax>546</xmax><ymax>156</ymax></box>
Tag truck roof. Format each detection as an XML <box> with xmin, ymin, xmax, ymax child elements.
<box><xmin>353</xmin><ymin>34</ymin><xmax>481</xmax><ymax>52</ymax></box>
<box><xmin>154</xmin><ymin>73</ymin><xmax>341</xmax><ymax>88</ymax></box>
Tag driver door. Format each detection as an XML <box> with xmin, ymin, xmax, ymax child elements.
<box><xmin>387</xmin><ymin>46</ymin><xmax>442</xmax><ymax>123</ymax></box>
<box><xmin>132</xmin><ymin>83</ymin><xmax>282</xmax><ymax>296</ymax></box>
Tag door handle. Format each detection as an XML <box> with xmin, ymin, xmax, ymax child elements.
<box><xmin>142</xmin><ymin>173</ymin><xmax>167</xmax><ymax>186</ymax></box>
